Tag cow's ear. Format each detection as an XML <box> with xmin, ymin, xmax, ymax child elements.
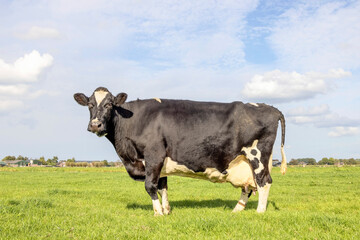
<box><xmin>74</xmin><ymin>93</ymin><xmax>89</xmax><ymax>106</ymax></box>
<box><xmin>114</xmin><ymin>93</ymin><xmax>128</xmax><ymax>106</ymax></box>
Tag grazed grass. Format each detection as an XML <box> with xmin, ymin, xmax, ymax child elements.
<box><xmin>1</xmin><ymin>166</ymin><xmax>359</xmax><ymax>239</ymax></box>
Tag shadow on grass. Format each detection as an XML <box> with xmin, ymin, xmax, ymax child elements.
<box><xmin>126</xmin><ymin>199</ymin><xmax>261</xmax><ymax>211</ymax></box>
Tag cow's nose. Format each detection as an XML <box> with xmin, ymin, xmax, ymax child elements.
<box><xmin>88</xmin><ymin>121</ymin><xmax>102</xmax><ymax>132</ymax></box>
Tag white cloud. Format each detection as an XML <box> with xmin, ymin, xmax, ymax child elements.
<box><xmin>0</xmin><ymin>84</ymin><xmax>28</xmax><ymax>95</ymax></box>
<box><xmin>241</xmin><ymin>68</ymin><xmax>350</xmax><ymax>102</ymax></box>
<box><xmin>287</xmin><ymin>104</ymin><xmax>360</xmax><ymax>137</ymax></box>
<box><xmin>288</xmin><ymin>104</ymin><xmax>330</xmax><ymax>117</ymax></box>
<box><xmin>269</xmin><ymin>1</ymin><xmax>360</xmax><ymax>70</ymax></box>
<box><xmin>21</xmin><ymin>26</ymin><xmax>60</xmax><ymax>40</ymax></box>
<box><xmin>0</xmin><ymin>100</ymin><xmax>24</xmax><ymax>112</ymax></box>
<box><xmin>328</xmin><ymin>127</ymin><xmax>360</xmax><ymax>137</ymax></box>
<box><xmin>0</xmin><ymin>50</ymin><xmax>53</xmax><ymax>83</ymax></box>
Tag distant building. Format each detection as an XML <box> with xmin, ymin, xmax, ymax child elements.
<box><xmin>272</xmin><ymin>159</ymin><xmax>281</xmax><ymax>167</ymax></box>
<box><xmin>5</xmin><ymin>160</ymin><xmax>29</xmax><ymax>167</ymax></box>
<box><xmin>0</xmin><ymin>161</ymin><xmax>6</xmax><ymax>167</ymax></box>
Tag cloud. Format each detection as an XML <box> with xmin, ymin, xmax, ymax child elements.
<box><xmin>0</xmin><ymin>50</ymin><xmax>55</xmax><ymax>113</ymax></box>
<box><xmin>241</xmin><ymin>69</ymin><xmax>350</xmax><ymax>103</ymax></box>
<box><xmin>0</xmin><ymin>100</ymin><xmax>24</xmax><ymax>112</ymax></box>
<box><xmin>287</xmin><ymin>104</ymin><xmax>330</xmax><ymax>117</ymax></box>
<box><xmin>0</xmin><ymin>84</ymin><xmax>28</xmax><ymax>95</ymax></box>
<box><xmin>0</xmin><ymin>50</ymin><xmax>53</xmax><ymax>83</ymax></box>
<box><xmin>20</xmin><ymin>26</ymin><xmax>60</xmax><ymax>40</ymax></box>
<box><xmin>268</xmin><ymin>1</ymin><xmax>360</xmax><ymax>70</ymax></box>
<box><xmin>287</xmin><ymin>104</ymin><xmax>360</xmax><ymax>137</ymax></box>
<box><xmin>328</xmin><ymin>127</ymin><xmax>360</xmax><ymax>137</ymax></box>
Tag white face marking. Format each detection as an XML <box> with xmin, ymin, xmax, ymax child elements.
<box><xmin>153</xmin><ymin>98</ymin><xmax>161</xmax><ymax>103</ymax></box>
<box><xmin>152</xmin><ymin>199</ymin><xmax>163</xmax><ymax>216</ymax></box>
<box><xmin>91</xmin><ymin>118</ymin><xmax>99</xmax><ymax>123</ymax></box>
<box><xmin>94</xmin><ymin>90</ymin><xmax>109</xmax><ymax>107</ymax></box>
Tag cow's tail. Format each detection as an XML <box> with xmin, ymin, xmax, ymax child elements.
<box><xmin>279</xmin><ymin>111</ymin><xmax>287</xmax><ymax>175</ymax></box>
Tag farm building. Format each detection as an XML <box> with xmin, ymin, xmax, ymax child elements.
<box><xmin>0</xmin><ymin>161</ymin><xmax>6</xmax><ymax>167</ymax></box>
<box><xmin>272</xmin><ymin>159</ymin><xmax>281</xmax><ymax>167</ymax></box>
<box><xmin>5</xmin><ymin>160</ymin><xmax>29</xmax><ymax>167</ymax></box>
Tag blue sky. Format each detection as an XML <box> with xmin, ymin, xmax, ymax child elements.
<box><xmin>0</xmin><ymin>0</ymin><xmax>359</xmax><ymax>161</ymax></box>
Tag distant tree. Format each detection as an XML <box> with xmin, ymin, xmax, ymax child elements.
<box><xmin>67</xmin><ymin>157</ymin><xmax>75</xmax><ymax>162</ymax></box>
<box><xmin>289</xmin><ymin>159</ymin><xmax>299</xmax><ymax>165</ymax></box>
<box><xmin>46</xmin><ymin>156</ymin><xmax>59</xmax><ymax>166</ymax></box>
<box><xmin>103</xmin><ymin>160</ymin><xmax>109</xmax><ymax>166</ymax></box>
<box><xmin>93</xmin><ymin>162</ymin><xmax>104</xmax><ymax>167</ymax></box>
<box><xmin>2</xmin><ymin>156</ymin><xmax>16</xmax><ymax>161</ymax></box>
<box><xmin>318</xmin><ymin>157</ymin><xmax>335</xmax><ymax>165</ymax></box>
<box><xmin>39</xmin><ymin>156</ymin><xmax>47</xmax><ymax>165</ymax></box>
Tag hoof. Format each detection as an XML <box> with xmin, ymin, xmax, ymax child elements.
<box><xmin>163</xmin><ymin>207</ymin><xmax>171</xmax><ymax>215</ymax></box>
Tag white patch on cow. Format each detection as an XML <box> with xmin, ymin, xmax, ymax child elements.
<box><xmin>158</xmin><ymin>188</ymin><xmax>170</xmax><ymax>215</ymax></box>
<box><xmin>152</xmin><ymin>199</ymin><xmax>163</xmax><ymax>216</ymax></box>
<box><xmin>280</xmin><ymin>146</ymin><xmax>287</xmax><ymax>175</ymax></box>
<box><xmin>153</xmin><ymin>98</ymin><xmax>161</xmax><ymax>103</ymax></box>
<box><xmin>249</xmin><ymin>103</ymin><xmax>259</xmax><ymax>107</ymax></box>
<box><xmin>232</xmin><ymin>190</ymin><xmax>249</xmax><ymax>213</ymax></box>
<box><xmin>91</xmin><ymin>118</ymin><xmax>99</xmax><ymax>123</ymax></box>
<box><xmin>256</xmin><ymin>183</ymin><xmax>271</xmax><ymax>213</ymax></box>
<box><xmin>241</xmin><ymin>140</ymin><xmax>263</xmax><ymax>175</ymax></box>
<box><xmin>94</xmin><ymin>90</ymin><xmax>109</xmax><ymax>107</ymax></box>
<box><xmin>160</xmin><ymin>156</ymin><xmax>256</xmax><ymax>189</ymax></box>
<box><xmin>268</xmin><ymin>153</ymin><xmax>273</xmax><ymax>174</ymax></box>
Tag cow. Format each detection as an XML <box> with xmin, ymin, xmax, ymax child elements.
<box><xmin>74</xmin><ymin>87</ymin><xmax>287</xmax><ymax>215</ymax></box>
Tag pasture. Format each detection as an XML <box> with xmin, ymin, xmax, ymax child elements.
<box><xmin>1</xmin><ymin>166</ymin><xmax>359</xmax><ymax>239</ymax></box>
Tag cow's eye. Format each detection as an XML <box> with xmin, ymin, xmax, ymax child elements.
<box><xmin>104</xmin><ymin>103</ymin><xmax>112</xmax><ymax>109</ymax></box>
<box><xmin>88</xmin><ymin>103</ymin><xmax>94</xmax><ymax>109</ymax></box>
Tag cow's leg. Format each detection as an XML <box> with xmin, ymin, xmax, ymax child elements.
<box><xmin>232</xmin><ymin>188</ymin><xmax>250</xmax><ymax>212</ymax></box>
<box><xmin>158</xmin><ymin>177</ymin><xmax>171</xmax><ymax>215</ymax></box>
<box><xmin>144</xmin><ymin>146</ymin><xmax>166</xmax><ymax>216</ymax></box>
<box><xmin>242</xmin><ymin>139</ymin><xmax>273</xmax><ymax>213</ymax></box>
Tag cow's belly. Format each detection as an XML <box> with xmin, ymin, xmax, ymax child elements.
<box><xmin>160</xmin><ymin>156</ymin><xmax>256</xmax><ymax>189</ymax></box>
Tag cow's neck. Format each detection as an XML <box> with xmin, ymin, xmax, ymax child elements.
<box><xmin>108</xmin><ymin>106</ymin><xmax>133</xmax><ymax>161</ymax></box>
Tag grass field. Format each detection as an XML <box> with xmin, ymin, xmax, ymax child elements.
<box><xmin>1</xmin><ymin>166</ymin><xmax>359</xmax><ymax>239</ymax></box>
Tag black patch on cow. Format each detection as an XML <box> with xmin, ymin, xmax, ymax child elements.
<box><xmin>251</xmin><ymin>158</ymin><xmax>260</xmax><ymax>169</ymax></box>
<box><xmin>251</xmin><ymin>149</ymin><xmax>257</xmax><ymax>156</ymax></box>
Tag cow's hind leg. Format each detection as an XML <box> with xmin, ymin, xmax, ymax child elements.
<box><xmin>158</xmin><ymin>177</ymin><xmax>171</xmax><ymax>215</ymax></box>
<box><xmin>242</xmin><ymin>139</ymin><xmax>273</xmax><ymax>213</ymax></box>
<box><xmin>232</xmin><ymin>188</ymin><xmax>250</xmax><ymax>212</ymax></box>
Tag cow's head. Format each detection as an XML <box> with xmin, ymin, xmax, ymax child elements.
<box><xmin>74</xmin><ymin>87</ymin><xmax>127</xmax><ymax>137</ymax></box>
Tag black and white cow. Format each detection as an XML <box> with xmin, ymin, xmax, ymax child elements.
<box><xmin>74</xmin><ymin>87</ymin><xmax>287</xmax><ymax>215</ymax></box>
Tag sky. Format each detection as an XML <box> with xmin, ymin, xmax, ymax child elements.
<box><xmin>0</xmin><ymin>0</ymin><xmax>359</xmax><ymax>162</ymax></box>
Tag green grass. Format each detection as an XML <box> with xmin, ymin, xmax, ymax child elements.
<box><xmin>1</xmin><ymin>166</ymin><xmax>359</xmax><ymax>239</ymax></box>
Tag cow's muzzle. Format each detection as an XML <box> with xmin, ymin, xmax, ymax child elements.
<box><xmin>88</xmin><ymin>119</ymin><xmax>105</xmax><ymax>136</ymax></box>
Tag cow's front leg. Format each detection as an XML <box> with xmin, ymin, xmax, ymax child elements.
<box><xmin>158</xmin><ymin>177</ymin><xmax>171</xmax><ymax>215</ymax></box>
<box><xmin>232</xmin><ymin>188</ymin><xmax>250</xmax><ymax>212</ymax></box>
<box><xmin>144</xmin><ymin>159</ymin><xmax>164</xmax><ymax>216</ymax></box>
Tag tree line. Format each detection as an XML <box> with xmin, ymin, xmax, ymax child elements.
<box><xmin>289</xmin><ymin>157</ymin><xmax>360</xmax><ymax>165</ymax></box>
<box><xmin>1</xmin><ymin>155</ymin><xmax>60</xmax><ymax>166</ymax></box>
<box><xmin>1</xmin><ymin>155</ymin><xmax>122</xmax><ymax>167</ymax></box>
